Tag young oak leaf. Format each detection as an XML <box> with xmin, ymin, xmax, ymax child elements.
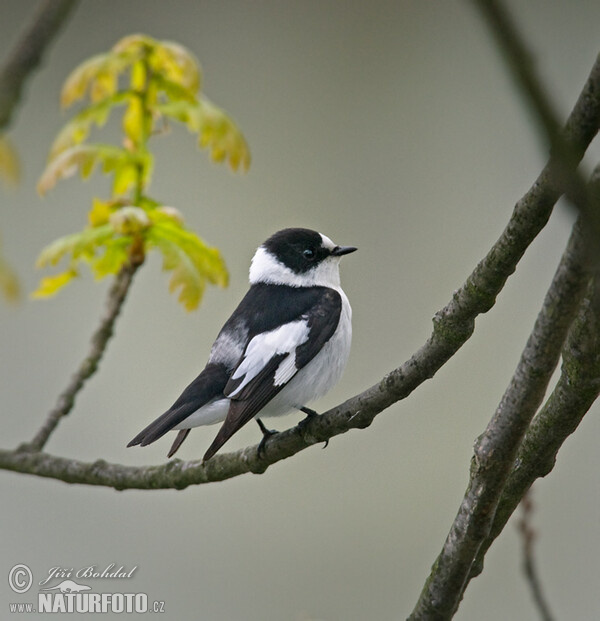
<box><xmin>157</xmin><ymin>97</ymin><xmax>250</xmax><ymax>172</ymax></box>
<box><xmin>35</xmin><ymin>225</ymin><xmax>114</xmax><ymax>269</ymax></box>
<box><xmin>150</xmin><ymin>40</ymin><xmax>201</xmax><ymax>97</ymax></box>
<box><xmin>60</xmin><ymin>43</ymin><xmax>145</xmax><ymax>108</ymax></box>
<box><xmin>0</xmin><ymin>241</ymin><xmax>20</xmax><ymax>302</ymax></box>
<box><xmin>49</xmin><ymin>93</ymin><xmax>130</xmax><ymax>159</ymax></box>
<box><xmin>90</xmin><ymin>236</ymin><xmax>131</xmax><ymax>279</ymax></box>
<box><xmin>31</xmin><ymin>268</ymin><xmax>78</xmax><ymax>299</ymax></box>
<box><xmin>38</xmin><ymin>144</ymin><xmax>140</xmax><ymax>195</ymax></box>
<box><xmin>0</xmin><ymin>135</ymin><xmax>21</xmax><ymax>187</ymax></box>
<box><xmin>146</xmin><ymin>219</ymin><xmax>228</xmax><ymax>310</ymax></box>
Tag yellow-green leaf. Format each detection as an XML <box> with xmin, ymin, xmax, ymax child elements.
<box><xmin>0</xmin><ymin>243</ymin><xmax>20</xmax><ymax>302</ymax></box>
<box><xmin>146</xmin><ymin>220</ymin><xmax>228</xmax><ymax>310</ymax></box>
<box><xmin>112</xmin><ymin>33</ymin><xmax>156</xmax><ymax>57</ymax></box>
<box><xmin>61</xmin><ymin>54</ymin><xmax>108</xmax><ymax>108</ymax></box>
<box><xmin>49</xmin><ymin>93</ymin><xmax>129</xmax><ymax>159</ymax></box>
<box><xmin>157</xmin><ymin>97</ymin><xmax>250</xmax><ymax>172</ymax></box>
<box><xmin>60</xmin><ymin>47</ymin><xmax>142</xmax><ymax>108</ymax></box>
<box><xmin>90</xmin><ymin>238</ymin><xmax>130</xmax><ymax>278</ymax></box>
<box><xmin>122</xmin><ymin>96</ymin><xmax>144</xmax><ymax>145</ymax></box>
<box><xmin>31</xmin><ymin>269</ymin><xmax>78</xmax><ymax>298</ymax></box>
<box><xmin>0</xmin><ymin>135</ymin><xmax>21</xmax><ymax>187</ymax></box>
<box><xmin>88</xmin><ymin>198</ymin><xmax>112</xmax><ymax>226</ymax></box>
<box><xmin>38</xmin><ymin>144</ymin><xmax>136</xmax><ymax>195</ymax></box>
<box><xmin>35</xmin><ymin>225</ymin><xmax>114</xmax><ymax>268</ymax></box>
<box><xmin>112</xmin><ymin>162</ymin><xmax>138</xmax><ymax>196</ymax></box>
<box><xmin>150</xmin><ymin>40</ymin><xmax>201</xmax><ymax>97</ymax></box>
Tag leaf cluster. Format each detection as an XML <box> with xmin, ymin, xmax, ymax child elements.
<box><xmin>35</xmin><ymin>34</ymin><xmax>250</xmax><ymax>309</ymax></box>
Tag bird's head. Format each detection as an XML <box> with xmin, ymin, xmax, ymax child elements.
<box><xmin>249</xmin><ymin>228</ymin><xmax>357</xmax><ymax>288</ymax></box>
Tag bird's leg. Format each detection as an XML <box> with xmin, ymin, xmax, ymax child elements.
<box><xmin>297</xmin><ymin>406</ymin><xmax>329</xmax><ymax>449</ymax></box>
<box><xmin>256</xmin><ymin>418</ymin><xmax>277</xmax><ymax>458</ymax></box>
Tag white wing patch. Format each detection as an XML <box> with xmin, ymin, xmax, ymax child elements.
<box><xmin>273</xmin><ymin>355</ymin><xmax>298</xmax><ymax>386</ymax></box>
<box><xmin>227</xmin><ymin>318</ymin><xmax>309</xmax><ymax>397</ymax></box>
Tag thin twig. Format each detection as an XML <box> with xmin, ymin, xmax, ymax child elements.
<box><xmin>517</xmin><ymin>491</ymin><xmax>556</xmax><ymax>621</ymax></box>
<box><xmin>472</xmin><ymin>0</ymin><xmax>600</xmax><ymax>249</ymax></box>
<box><xmin>0</xmin><ymin>0</ymin><xmax>79</xmax><ymax>131</ymax></box>
<box><xmin>408</xmin><ymin>215</ymin><xmax>593</xmax><ymax>620</ymax></box>
<box><xmin>22</xmin><ymin>259</ymin><xmax>142</xmax><ymax>453</ymax></box>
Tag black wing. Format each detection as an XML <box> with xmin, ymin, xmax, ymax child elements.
<box><xmin>127</xmin><ymin>363</ymin><xmax>229</xmax><ymax>452</ymax></box>
<box><xmin>202</xmin><ymin>288</ymin><xmax>342</xmax><ymax>461</ymax></box>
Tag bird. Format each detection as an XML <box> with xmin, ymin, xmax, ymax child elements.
<box><xmin>127</xmin><ymin>227</ymin><xmax>356</xmax><ymax>462</ymax></box>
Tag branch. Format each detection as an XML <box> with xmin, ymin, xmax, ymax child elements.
<box><xmin>469</xmin><ymin>267</ymin><xmax>600</xmax><ymax>580</ymax></box>
<box><xmin>517</xmin><ymin>491</ymin><xmax>556</xmax><ymax>621</ymax></box>
<box><xmin>21</xmin><ymin>259</ymin><xmax>142</xmax><ymax>453</ymax></box>
<box><xmin>0</xmin><ymin>0</ymin><xmax>79</xmax><ymax>131</ymax></box>
<box><xmin>408</xmin><ymin>215</ymin><xmax>593</xmax><ymax>619</ymax></box>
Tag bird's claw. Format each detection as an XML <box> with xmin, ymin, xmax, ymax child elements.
<box><xmin>298</xmin><ymin>407</ymin><xmax>329</xmax><ymax>450</ymax></box>
<box><xmin>256</xmin><ymin>418</ymin><xmax>278</xmax><ymax>458</ymax></box>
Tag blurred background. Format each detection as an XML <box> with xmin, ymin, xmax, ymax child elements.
<box><xmin>1</xmin><ymin>1</ymin><xmax>599</xmax><ymax>619</ymax></box>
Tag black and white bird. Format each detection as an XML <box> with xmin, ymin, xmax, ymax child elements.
<box><xmin>128</xmin><ymin>228</ymin><xmax>356</xmax><ymax>462</ymax></box>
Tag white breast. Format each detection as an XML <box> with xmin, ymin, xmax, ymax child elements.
<box><xmin>258</xmin><ymin>287</ymin><xmax>352</xmax><ymax>417</ymax></box>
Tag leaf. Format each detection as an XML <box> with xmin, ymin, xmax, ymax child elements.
<box><xmin>31</xmin><ymin>269</ymin><xmax>78</xmax><ymax>299</ymax></box>
<box><xmin>146</xmin><ymin>219</ymin><xmax>228</xmax><ymax>310</ymax></box>
<box><xmin>112</xmin><ymin>33</ymin><xmax>156</xmax><ymax>57</ymax></box>
<box><xmin>60</xmin><ymin>47</ymin><xmax>143</xmax><ymax>108</ymax></box>
<box><xmin>61</xmin><ymin>54</ymin><xmax>109</xmax><ymax>108</ymax></box>
<box><xmin>0</xmin><ymin>135</ymin><xmax>21</xmax><ymax>187</ymax></box>
<box><xmin>90</xmin><ymin>237</ymin><xmax>130</xmax><ymax>279</ymax></box>
<box><xmin>49</xmin><ymin>93</ymin><xmax>129</xmax><ymax>159</ymax></box>
<box><xmin>157</xmin><ymin>97</ymin><xmax>250</xmax><ymax>172</ymax></box>
<box><xmin>38</xmin><ymin>144</ymin><xmax>138</xmax><ymax>195</ymax></box>
<box><xmin>122</xmin><ymin>95</ymin><xmax>144</xmax><ymax>145</ymax></box>
<box><xmin>88</xmin><ymin>198</ymin><xmax>112</xmax><ymax>226</ymax></box>
<box><xmin>150</xmin><ymin>40</ymin><xmax>201</xmax><ymax>97</ymax></box>
<box><xmin>0</xmin><ymin>243</ymin><xmax>20</xmax><ymax>302</ymax></box>
<box><xmin>35</xmin><ymin>225</ymin><xmax>114</xmax><ymax>268</ymax></box>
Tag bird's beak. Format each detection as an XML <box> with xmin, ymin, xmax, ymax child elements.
<box><xmin>331</xmin><ymin>245</ymin><xmax>357</xmax><ymax>257</ymax></box>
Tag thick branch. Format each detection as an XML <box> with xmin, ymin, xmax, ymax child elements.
<box><xmin>408</xmin><ymin>216</ymin><xmax>593</xmax><ymax>620</ymax></box>
<box><xmin>0</xmin><ymin>0</ymin><xmax>79</xmax><ymax>131</ymax></box>
<box><xmin>468</xmin><ymin>271</ymin><xmax>600</xmax><ymax>581</ymax></box>
<box><xmin>22</xmin><ymin>260</ymin><xmax>141</xmax><ymax>453</ymax></box>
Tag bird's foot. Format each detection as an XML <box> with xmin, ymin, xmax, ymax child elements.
<box><xmin>298</xmin><ymin>407</ymin><xmax>329</xmax><ymax>449</ymax></box>
<box><xmin>256</xmin><ymin>418</ymin><xmax>278</xmax><ymax>458</ymax></box>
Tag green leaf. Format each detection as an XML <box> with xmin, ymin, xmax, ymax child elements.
<box><xmin>90</xmin><ymin>237</ymin><xmax>131</xmax><ymax>278</ymax></box>
<box><xmin>35</xmin><ymin>225</ymin><xmax>114</xmax><ymax>268</ymax></box>
<box><xmin>146</xmin><ymin>219</ymin><xmax>228</xmax><ymax>310</ymax></box>
<box><xmin>0</xmin><ymin>135</ymin><xmax>20</xmax><ymax>188</ymax></box>
<box><xmin>0</xmin><ymin>240</ymin><xmax>20</xmax><ymax>302</ymax></box>
<box><xmin>49</xmin><ymin>93</ymin><xmax>130</xmax><ymax>159</ymax></box>
<box><xmin>38</xmin><ymin>144</ymin><xmax>139</xmax><ymax>195</ymax></box>
<box><xmin>61</xmin><ymin>40</ymin><xmax>147</xmax><ymax>108</ymax></box>
<box><xmin>149</xmin><ymin>40</ymin><xmax>201</xmax><ymax>97</ymax></box>
<box><xmin>157</xmin><ymin>96</ymin><xmax>250</xmax><ymax>172</ymax></box>
<box><xmin>31</xmin><ymin>269</ymin><xmax>78</xmax><ymax>299</ymax></box>
<box><xmin>122</xmin><ymin>96</ymin><xmax>144</xmax><ymax>145</ymax></box>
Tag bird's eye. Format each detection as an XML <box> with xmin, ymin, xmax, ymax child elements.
<box><xmin>303</xmin><ymin>248</ymin><xmax>315</xmax><ymax>260</ymax></box>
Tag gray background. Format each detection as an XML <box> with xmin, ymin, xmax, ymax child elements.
<box><xmin>2</xmin><ymin>1</ymin><xmax>599</xmax><ymax>619</ymax></box>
